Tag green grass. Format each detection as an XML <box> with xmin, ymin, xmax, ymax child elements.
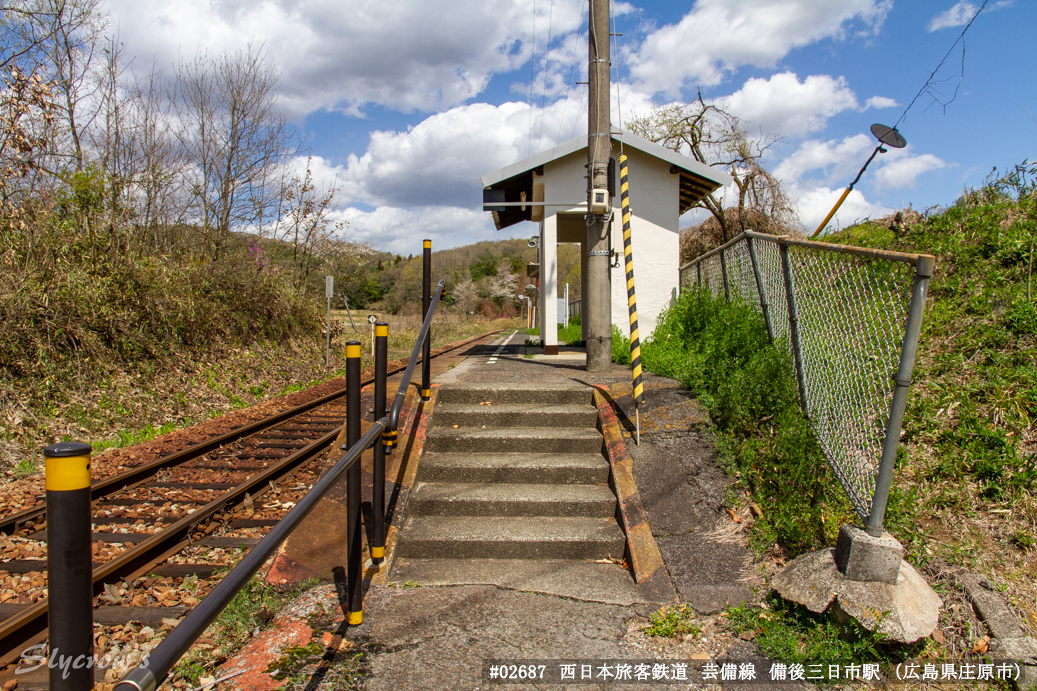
<box><xmin>172</xmin><ymin>574</ymin><xmax>301</xmax><ymax>686</ymax></box>
<box><xmin>643</xmin><ymin>603</ymin><xmax>702</xmax><ymax>639</ymax></box>
<box><xmin>92</xmin><ymin>420</ymin><xmax>183</xmax><ymax>454</ymax></box>
<box><xmin>823</xmin><ymin>167</ymin><xmax>1037</xmax><ymax>568</ymax></box>
<box><xmin>642</xmin><ymin>289</ymin><xmax>853</xmax><ymax>555</ymax></box>
<box><xmin>725</xmin><ymin>594</ymin><xmax>915</xmax><ymax>664</ymax></box>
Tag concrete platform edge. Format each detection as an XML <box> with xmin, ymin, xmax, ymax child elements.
<box><xmin>593</xmin><ymin>386</ymin><xmax>677</xmax><ymax>604</ymax></box>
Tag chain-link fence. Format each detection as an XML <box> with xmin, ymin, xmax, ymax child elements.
<box><xmin>679</xmin><ymin>231</ymin><xmax>935</xmax><ymax>535</ymax></box>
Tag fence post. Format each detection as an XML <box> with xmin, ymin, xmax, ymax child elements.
<box><xmin>779</xmin><ymin>242</ymin><xmax>809</xmax><ymax>414</ymax></box>
<box><xmin>345</xmin><ymin>342</ymin><xmax>363</xmax><ymax>624</ymax></box>
<box><xmin>866</xmin><ymin>256</ymin><xmax>934</xmax><ymax>537</ymax></box>
<box><xmin>720</xmin><ymin>249</ymin><xmax>730</xmax><ymax>301</ymax></box>
<box><xmin>371</xmin><ymin>323</ymin><xmax>388</xmax><ymax>563</ymax></box>
<box><xmin>45</xmin><ymin>441</ymin><xmax>94</xmax><ymax>691</ymax></box>
<box><xmin>746</xmin><ymin>236</ymin><xmax>774</xmax><ymax>342</ymax></box>
<box><xmin>696</xmin><ymin>261</ymin><xmax>702</xmax><ymax>287</ymax></box>
<box><xmin>421</xmin><ymin>239</ymin><xmax>431</xmax><ymax>400</ymax></box>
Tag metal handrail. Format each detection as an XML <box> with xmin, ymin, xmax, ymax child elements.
<box><xmin>387</xmin><ymin>279</ymin><xmax>446</xmax><ymax>439</ymax></box>
<box><xmin>679</xmin><ymin>230</ymin><xmax>933</xmax><ymax>273</ymax></box>
<box><xmin>114</xmin><ymin>421</ymin><xmax>385</xmax><ymax>691</ymax></box>
<box><xmin>107</xmin><ymin>256</ymin><xmax>451</xmax><ymax>691</ymax></box>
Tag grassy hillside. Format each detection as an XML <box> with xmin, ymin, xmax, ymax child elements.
<box><xmin>642</xmin><ymin>167</ymin><xmax>1037</xmax><ymax>662</ymax></box>
<box><xmin>826</xmin><ymin>170</ymin><xmax>1036</xmax><ymax>574</ymax></box>
<box><xmin>0</xmin><ymin>223</ymin><xmax>529</xmax><ymax>474</ymax></box>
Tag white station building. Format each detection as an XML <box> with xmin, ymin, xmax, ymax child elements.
<box><xmin>481</xmin><ymin>131</ymin><xmax>732</xmax><ymax>354</ymax></box>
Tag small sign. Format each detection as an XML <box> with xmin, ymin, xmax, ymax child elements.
<box><xmin>368</xmin><ymin>314</ymin><xmax>377</xmax><ymax>324</ymax></box>
<box><xmin>325</xmin><ymin>275</ymin><xmax>334</xmax><ymax>298</ymax></box>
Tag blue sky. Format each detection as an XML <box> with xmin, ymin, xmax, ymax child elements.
<box><xmin>105</xmin><ymin>0</ymin><xmax>1036</xmax><ymax>253</ymax></box>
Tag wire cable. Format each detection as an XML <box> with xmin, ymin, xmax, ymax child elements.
<box><xmin>527</xmin><ymin>0</ymin><xmax>537</xmax><ymax>157</ymax></box>
<box><xmin>893</xmin><ymin>0</ymin><xmax>990</xmax><ymax>128</ymax></box>
<box><xmin>611</xmin><ymin>0</ymin><xmax>624</xmax><ymax>153</ymax></box>
<box><xmin>536</xmin><ymin>0</ymin><xmax>555</xmax><ymax>154</ymax></box>
<box><xmin>558</xmin><ymin>2</ymin><xmax>587</xmax><ymax>142</ymax></box>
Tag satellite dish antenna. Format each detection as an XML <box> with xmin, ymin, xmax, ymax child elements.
<box><xmin>810</xmin><ymin>124</ymin><xmax>910</xmax><ymax>239</ymax></box>
<box><xmin>870</xmin><ymin>123</ymin><xmax>907</xmax><ymax>149</ymax></box>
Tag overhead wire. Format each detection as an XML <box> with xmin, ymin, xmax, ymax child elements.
<box><xmin>556</xmin><ymin>1</ymin><xmax>587</xmax><ymax>145</ymax></box>
<box><xmin>893</xmin><ymin>0</ymin><xmax>990</xmax><ymax>129</ymax></box>
<box><xmin>535</xmin><ymin>0</ymin><xmax>554</xmax><ymax>154</ymax></box>
<box><xmin>527</xmin><ymin>0</ymin><xmax>537</xmax><ymax>157</ymax></box>
<box><xmin>611</xmin><ymin>0</ymin><xmax>624</xmax><ymax>154</ymax></box>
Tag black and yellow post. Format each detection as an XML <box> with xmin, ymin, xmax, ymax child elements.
<box><xmin>345</xmin><ymin>342</ymin><xmax>363</xmax><ymax>625</ymax></box>
<box><xmin>44</xmin><ymin>441</ymin><xmax>94</xmax><ymax>691</ymax></box>
<box><xmin>421</xmin><ymin>239</ymin><xmax>431</xmax><ymax>400</ymax></box>
<box><xmin>618</xmin><ymin>154</ymin><xmax>645</xmax><ymax>444</ymax></box>
<box><xmin>371</xmin><ymin>323</ymin><xmax>388</xmax><ymax>563</ymax></box>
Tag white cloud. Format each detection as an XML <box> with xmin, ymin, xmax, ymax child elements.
<box><xmin>775</xmin><ymin>135</ymin><xmax>947</xmax><ymax>191</ymax></box>
<box><xmin>865</xmin><ymin>95</ymin><xmax>898</xmax><ymax>109</ymax></box>
<box><xmin>927</xmin><ymin>1</ymin><xmax>979</xmax><ymax>31</ymax></box>
<box><xmin>774</xmin><ymin>134</ymin><xmax>874</xmax><ymax>185</ymax></box>
<box><xmin>724</xmin><ymin>72</ymin><xmax>859</xmax><ymax>136</ymax></box>
<box><xmin>927</xmin><ymin>0</ymin><xmax>1011</xmax><ymax>32</ymax></box>
<box><xmin>627</xmin><ymin>0</ymin><xmax>891</xmax><ymax>95</ymax></box>
<box><xmin>334</xmin><ymin>205</ymin><xmax>527</xmax><ymax>254</ymax></box>
<box><xmin>332</xmin><ymin>102</ymin><xmax>532</xmax><ymax>209</ymax></box>
<box><xmin>794</xmin><ymin>186</ymin><xmax>891</xmax><ymax>233</ymax></box>
<box><xmin>105</xmin><ymin>0</ymin><xmax>586</xmax><ymax>118</ymax></box>
<box><xmin>872</xmin><ymin>151</ymin><xmax>947</xmax><ymax>189</ymax></box>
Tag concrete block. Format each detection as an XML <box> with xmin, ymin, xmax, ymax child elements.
<box><xmin>771</xmin><ymin>548</ymin><xmax>941</xmax><ymax>643</ymax></box>
<box><xmin>833</xmin><ymin>524</ymin><xmax>904</xmax><ymax>584</ymax></box>
<box><xmin>957</xmin><ymin>572</ymin><xmax>1028</xmax><ymax>639</ymax></box>
<box><xmin>989</xmin><ymin>638</ymin><xmax>1037</xmax><ymax>691</ymax></box>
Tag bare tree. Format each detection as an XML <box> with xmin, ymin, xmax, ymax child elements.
<box><xmin>269</xmin><ymin>157</ymin><xmax>346</xmax><ymax>289</ymax></box>
<box><xmin>628</xmin><ymin>91</ymin><xmax>798</xmax><ymax>244</ymax></box>
<box><xmin>43</xmin><ymin>0</ymin><xmax>105</xmax><ymax>173</ymax></box>
<box><xmin>173</xmin><ymin>41</ymin><xmax>293</xmax><ymax>260</ymax></box>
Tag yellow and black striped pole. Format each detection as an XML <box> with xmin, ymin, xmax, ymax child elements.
<box><xmin>45</xmin><ymin>440</ymin><xmax>94</xmax><ymax>691</ymax></box>
<box><xmin>619</xmin><ymin>154</ymin><xmax>645</xmax><ymax>444</ymax></box>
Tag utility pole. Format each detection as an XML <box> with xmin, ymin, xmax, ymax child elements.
<box><xmin>585</xmin><ymin>0</ymin><xmax>612</xmax><ymax>372</ymax></box>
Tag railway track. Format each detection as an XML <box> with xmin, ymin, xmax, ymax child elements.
<box><xmin>0</xmin><ymin>330</ymin><xmax>499</xmax><ymax>681</ymax></box>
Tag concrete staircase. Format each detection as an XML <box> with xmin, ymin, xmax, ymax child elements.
<box><xmin>392</xmin><ymin>383</ymin><xmax>629</xmax><ymax>584</ymax></box>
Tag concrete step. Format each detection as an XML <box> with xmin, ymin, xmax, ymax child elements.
<box><xmin>390</xmin><ymin>558</ymin><xmax>647</xmax><ymax>605</ymax></box>
<box><xmin>409</xmin><ymin>482</ymin><xmax>616</xmax><ymax>517</ymax></box>
<box><xmin>436</xmin><ymin>383</ymin><xmax>593</xmax><ymax>406</ymax></box>
<box><xmin>419</xmin><ymin>452</ymin><xmax>610</xmax><ymax>485</ymax></box>
<box><xmin>424</xmin><ymin>427</ymin><xmax>602</xmax><ymax>454</ymax></box>
<box><xmin>432</xmin><ymin>403</ymin><xmax>598</xmax><ymax>429</ymax></box>
<box><xmin>397</xmin><ymin>516</ymin><xmax>626</xmax><ymax>560</ymax></box>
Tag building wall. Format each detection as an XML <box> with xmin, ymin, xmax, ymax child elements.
<box><xmin>539</xmin><ymin>146</ymin><xmax>680</xmax><ymax>347</ymax></box>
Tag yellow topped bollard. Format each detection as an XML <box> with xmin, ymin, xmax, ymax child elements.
<box><xmin>344</xmin><ymin>342</ymin><xmax>364</xmax><ymax>625</ymax></box>
<box><xmin>371</xmin><ymin>323</ymin><xmax>389</xmax><ymax>563</ymax></box>
<box><xmin>44</xmin><ymin>440</ymin><xmax>94</xmax><ymax>691</ymax></box>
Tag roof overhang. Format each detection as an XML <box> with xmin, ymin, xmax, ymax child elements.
<box><xmin>481</xmin><ymin>131</ymin><xmax>733</xmax><ymax>230</ymax></box>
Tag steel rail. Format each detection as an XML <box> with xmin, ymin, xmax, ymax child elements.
<box><xmin>115</xmin><ymin>421</ymin><xmax>386</xmax><ymax>691</ymax></box>
<box><xmin>0</xmin><ymin>426</ymin><xmax>341</xmax><ymax>666</ymax></box>
<box><xmin>0</xmin><ymin>328</ymin><xmax>492</xmax><ymax>536</ymax></box>
<box><xmin>0</xmin><ymin>328</ymin><xmax>497</xmax><ymax>665</ymax></box>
